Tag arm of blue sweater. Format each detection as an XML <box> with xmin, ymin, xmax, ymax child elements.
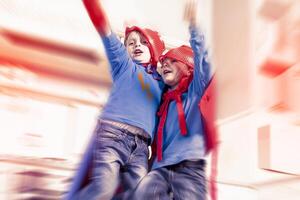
<box><xmin>189</xmin><ymin>25</ymin><xmax>211</xmax><ymax>94</ymax></box>
<box><xmin>101</xmin><ymin>33</ymin><xmax>134</xmax><ymax>80</ymax></box>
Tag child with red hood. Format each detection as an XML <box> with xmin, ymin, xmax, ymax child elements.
<box><xmin>66</xmin><ymin>0</ymin><xmax>165</xmax><ymax>199</ymax></box>
<box><xmin>130</xmin><ymin>0</ymin><xmax>218</xmax><ymax>199</ymax></box>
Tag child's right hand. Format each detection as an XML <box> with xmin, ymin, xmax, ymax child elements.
<box><xmin>83</xmin><ymin>0</ymin><xmax>111</xmax><ymax>36</ymax></box>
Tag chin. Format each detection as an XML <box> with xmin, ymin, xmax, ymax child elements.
<box><xmin>133</xmin><ymin>59</ymin><xmax>142</xmax><ymax>63</ymax></box>
<box><xmin>134</xmin><ymin>58</ymin><xmax>148</xmax><ymax>64</ymax></box>
<box><xmin>163</xmin><ymin>79</ymin><xmax>175</xmax><ymax>87</ymax></box>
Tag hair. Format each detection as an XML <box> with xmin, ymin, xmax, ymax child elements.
<box><xmin>159</xmin><ymin>45</ymin><xmax>194</xmax><ymax>75</ymax></box>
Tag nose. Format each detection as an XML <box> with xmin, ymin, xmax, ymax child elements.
<box><xmin>161</xmin><ymin>61</ymin><xmax>170</xmax><ymax>69</ymax></box>
<box><xmin>135</xmin><ymin>41</ymin><xmax>141</xmax><ymax>47</ymax></box>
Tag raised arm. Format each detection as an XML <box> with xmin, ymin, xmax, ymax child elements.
<box><xmin>82</xmin><ymin>0</ymin><xmax>135</xmax><ymax>79</ymax></box>
<box><xmin>184</xmin><ymin>0</ymin><xmax>211</xmax><ymax>90</ymax></box>
<box><xmin>83</xmin><ymin>0</ymin><xmax>111</xmax><ymax>36</ymax></box>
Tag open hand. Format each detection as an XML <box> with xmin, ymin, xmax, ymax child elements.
<box><xmin>183</xmin><ymin>0</ymin><xmax>197</xmax><ymax>26</ymax></box>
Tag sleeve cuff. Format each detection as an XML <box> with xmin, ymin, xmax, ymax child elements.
<box><xmin>102</xmin><ymin>32</ymin><xmax>120</xmax><ymax>48</ymax></box>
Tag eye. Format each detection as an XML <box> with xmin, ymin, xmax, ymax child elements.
<box><xmin>171</xmin><ymin>59</ymin><xmax>178</xmax><ymax>63</ymax></box>
<box><xmin>127</xmin><ymin>40</ymin><xmax>134</xmax><ymax>46</ymax></box>
<box><xmin>142</xmin><ymin>40</ymin><xmax>149</xmax><ymax>45</ymax></box>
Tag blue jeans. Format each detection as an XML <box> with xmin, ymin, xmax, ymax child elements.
<box><xmin>73</xmin><ymin>120</ymin><xmax>149</xmax><ymax>200</ymax></box>
<box><xmin>129</xmin><ymin>159</ymin><xmax>207</xmax><ymax>200</ymax></box>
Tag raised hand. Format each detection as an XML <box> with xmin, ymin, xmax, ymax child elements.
<box><xmin>183</xmin><ymin>0</ymin><xmax>197</xmax><ymax>27</ymax></box>
<box><xmin>83</xmin><ymin>0</ymin><xmax>111</xmax><ymax>36</ymax></box>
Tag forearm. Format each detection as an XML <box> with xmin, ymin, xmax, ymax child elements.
<box><xmin>83</xmin><ymin>0</ymin><xmax>111</xmax><ymax>36</ymax></box>
<box><xmin>189</xmin><ymin>24</ymin><xmax>205</xmax><ymax>54</ymax></box>
<box><xmin>189</xmin><ymin>25</ymin><xmax>211</xmax><ymax>87</ymax></box>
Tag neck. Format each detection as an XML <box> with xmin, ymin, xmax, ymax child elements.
<box><xmin>169</xmin><ymin>84</ymin><xmax>178</xmax><ymax>91</ymax></box>
<box><xmin>141</xmin><ymin>63</ymin><xmax>149</xmax><ymax>67</ymax></box>
<box><xmin>168</xmin><ymin>75</ymin><xmax>192</xmax><ymax>93</ymax></box>
<box><xmin>134</xmin><ymin>61</ymin><xmax>149</xmax><ymax>67</ymax></box>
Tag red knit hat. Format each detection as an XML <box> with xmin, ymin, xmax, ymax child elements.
<box><xmin>125</xmin><ymin>26</ymin><xmax>165</xmax><ymax>67</ymax></box>
<box><xmin>159</xmin><ymin>45</ymin><xmax>194</xmax><ymax>71</ymax></box>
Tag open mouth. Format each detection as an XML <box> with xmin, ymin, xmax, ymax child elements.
<box><xmin>163</xmin><ymin>69</ymin><xmax>172</xmax><ymax>75</ymax></box>
<box><xmin>134</xmin><ymin>49</ymin><xmax>143</xmax><ymax>56</ymax></box>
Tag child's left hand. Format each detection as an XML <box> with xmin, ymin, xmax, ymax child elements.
<box><xmin>183</xmin><ymin>0</ymin><xmax>197</xmax><ymax>26</ymax></box>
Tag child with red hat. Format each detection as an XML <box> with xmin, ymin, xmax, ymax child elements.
<box><xmin>66</xmin><ymin>0</ymin><xmax>165</xmax><ymax>199</ymax></box>
<box><xmin>130</xmin><ymin>0</ymin><xmax>218</xmax><ymax>200</ymax></box>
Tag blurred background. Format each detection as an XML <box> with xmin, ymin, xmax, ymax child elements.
<box><xmin>0</xmin><ymin>0</ymin><xmax>299</xmax><ymax>199</ymax></box>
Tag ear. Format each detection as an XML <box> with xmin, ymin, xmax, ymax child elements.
<box><xmin>187</xmin><ymin>67</ymin><xmax>194</xmax><ymax>76</ymax></box>
<box><xmin>186</xmin><ymin>68</ymin><xmax>193</xmax><ymax>76</ymax></box>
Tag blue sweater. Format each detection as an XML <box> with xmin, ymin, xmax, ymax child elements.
<box><xmin>99</xmin><ymin>33</ymin><xmax>164</xmax><ymax>139</ymax></box>
<box><xmin>152</xmin><ymin>26</ymin><xmax>211</xmax><ymax>169</ymax></box>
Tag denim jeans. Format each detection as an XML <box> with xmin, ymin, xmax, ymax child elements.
<box><xmin>129</xmin><ymin>159</ymin><xmax>207</xmax><ymax>200</ymax></box>
<box><xmin>73</xmin><ymin>120</ymin><xmax>149</xmax><ymax>200</ymax></box>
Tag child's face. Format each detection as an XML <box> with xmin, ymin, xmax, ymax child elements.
<box><xmin>160</xmin><ymin>58</ymin><xmax>189</xmax><ymax>89</ymax></box>
<box><xmin>125</xmin><ymin>31</ymin><xmax>151</xmax><ymax>64</ymax></box>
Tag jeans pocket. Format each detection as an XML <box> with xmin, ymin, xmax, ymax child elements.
<box><xmin>143</xmin><ymin>143</ymin><xmax>150</xmax><ymax>157</ymax></box>
<box><xmin>97</xmin><ymin>123</ymin><xmax>124</xmax><ymax>140</ymax></box>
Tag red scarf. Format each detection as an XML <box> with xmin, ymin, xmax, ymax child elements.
<box><xmin>156</xmin><ymin>76</ymin><xmax>192</xmax><ymax>161</ymax></box>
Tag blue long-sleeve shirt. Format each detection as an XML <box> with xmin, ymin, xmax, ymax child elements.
<box><xmin>152</xmin><ymin>25</ymin><xmax>211</xmax><ymax>169</ymax></box>
<box><xmin>99</xmin><ymin>33</ymin><xmax>164</xmax><ymax>139</ymax></box>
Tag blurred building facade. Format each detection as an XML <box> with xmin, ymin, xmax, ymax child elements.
<box><xmin>0</xmin><ymin>0</ymin><xmax>299</xmax><ymax>199</ymax></box>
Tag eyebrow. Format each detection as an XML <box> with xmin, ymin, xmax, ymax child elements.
<box><xmin>126</xmin><ymin>38</ymin><xmax>135</xmax><ymax>45</ymax></box>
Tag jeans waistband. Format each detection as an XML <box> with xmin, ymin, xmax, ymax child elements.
<box><xmin>169</xmin><ymin>159</ymin><xmax>206</xmax><ymax>170</ymax></box>
<box><xmin>100</xmin><ymin>119</ymin><xmax>150</xmax><ymax>141</ymax></box>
